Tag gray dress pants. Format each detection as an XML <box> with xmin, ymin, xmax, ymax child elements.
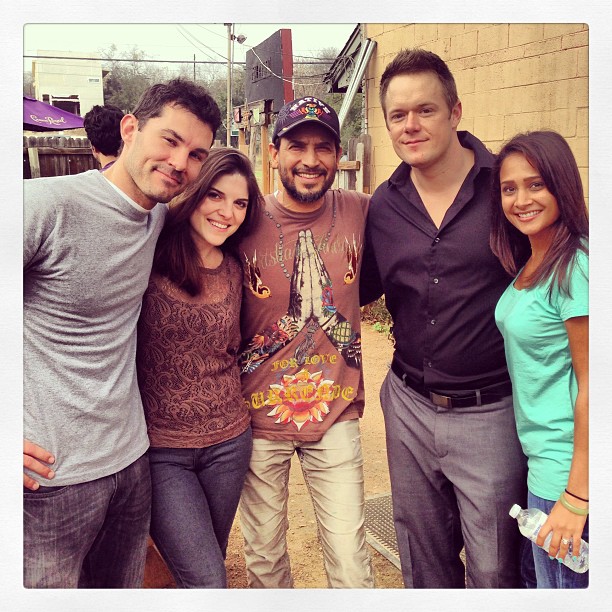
<box><xmin>381</xmin><ymin>369</ymin><xmax>528</xmax><ymax>588</ymax></box>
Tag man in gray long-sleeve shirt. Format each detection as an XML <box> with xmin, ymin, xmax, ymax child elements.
<box><xmin>23</xmin><ymin>79</ymin><xmax>220</xmax><ymax>588</ymax></box>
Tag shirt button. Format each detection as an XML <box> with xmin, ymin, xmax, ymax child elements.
<box><xmin>433</xmin><ymin>278</ymin><xmax>439</xmax><ymax>284</ymax></box>
<box><xmin>430</xmin><ymin>319</ymin><xmax>436</xmax><ymax>325</ymax></box>
<box><xmin>427</xmin><ymin>361</ymin><xmax>433</xmax><ymax>368</ymax></box>
<box><xmin>434</xmin><ymin>237</ymin><xmax>440</xmax><ymax>243</ymax></box>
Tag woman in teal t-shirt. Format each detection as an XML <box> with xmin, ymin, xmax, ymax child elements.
<box><xmin>490</xmin><ymin>131</ymin><xmax>589</xmax><ymax>588</ymax></box>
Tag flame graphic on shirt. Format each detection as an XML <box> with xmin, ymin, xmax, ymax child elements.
<box><xmin>240</xmin><ymin>229</ymin><xmax>362</xmax><ymax>375</ymax></box>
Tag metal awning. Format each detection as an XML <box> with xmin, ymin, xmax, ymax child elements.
<box><xmin>324</xmin><ymin>25</ymin><xmax>376</xmax><ymax>129</ymax></box>
<box><xmin>336</xmin><ymin>37</ymin><xmax>376</xmax><ymax>129</ymax></box>
<box><xmin>325</xmin><ymin>25</ymin><xmax>364</xmax><ymax>93</ymax></box>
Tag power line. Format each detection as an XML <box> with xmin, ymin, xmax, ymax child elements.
<box><xmin>24</xmin><ymin>54</ymin><xmax>234</xmax><ymax>66</ymax></box>
<box><xmin>176</xmin><ymin>25</ymin><xmax>335</xmax><ymax>67</ymax></box>
<box><xmin>176</xmin><ymin>25</ymin><xmax>228</xmax><ymax>63</ymax></box>
<box><xmin>193</xmin><ymin>24</ymin><xmax>228</xmax><ymax>42</ymax></box>
<box><xmin>248</xmin><ymin>47</ymin><xmax>333</xmax><ymax>87</ymax></box>
<box><xmin>24</xmin><ymin>54</ymin><xmax>333</xmax><ymax>67</ymax></box>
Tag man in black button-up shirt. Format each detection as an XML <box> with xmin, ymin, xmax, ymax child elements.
<box><xmin>361</xmin><ymin>49</ymin><xmax>529</xmax><ymax>588</ymax></box>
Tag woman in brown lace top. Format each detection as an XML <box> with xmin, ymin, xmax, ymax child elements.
<box><xmin>136</xmin><ymin>148</ymin><xmax>263</xmax><ymax>588</ymax></box>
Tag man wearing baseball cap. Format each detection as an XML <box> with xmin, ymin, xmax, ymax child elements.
<box><xmin>237</xmin><ymin>97</ymin><xmax>374</xmax><ymax>588</ymax></box>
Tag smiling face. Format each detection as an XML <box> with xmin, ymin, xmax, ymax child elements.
<box><xmin>189</xmin><ymin>172</ymin><xmax>249</xmax><ymax>253</ymax></box>
<box><xmin>271</xmin><ymin>123</ymin><xmax>341</xmax><ymax>212</ymax></box>
<box><xmin>113</xmin><ymin>103</ymin><xmax>214</xmax><ymax>209</ymax></box>
<box><xmin>384</xmin><ymin>71</ymin><xmax>461</xmax><ymax>171</ymax></box>
<box><xmin>499</xmin><ymin>152</ymin><xmax>561</xmax><ymax>247</ymax></box>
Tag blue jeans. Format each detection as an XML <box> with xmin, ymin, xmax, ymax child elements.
<box><xmin>148</xmin><ymin>426</ymin><xmax>252</xmax><ymax>588</ymax></box>
<box><xmin>527</xmin><ymin>491</ymin><xmax>589</xmax><ymax>588</ymax></box>
<box><xmin>23</xmin><ymin>453</ymin><xmax>151</xmax><ymax>588</ymax></box>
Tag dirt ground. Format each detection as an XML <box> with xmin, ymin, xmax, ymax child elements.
<box><xmin>144</xmin><ymin>322</ymin><xmax>402</xmax><ymax>588</ymax></box>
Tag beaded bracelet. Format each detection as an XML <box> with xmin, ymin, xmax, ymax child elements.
<box><xmin>559</xmin><ymin>492</ymin><xmax>589</xmax><ymax>516</ymax></box>
<box><xmin>565</xmin><ymin>488</ymin><xmax>589</xmax><ymax>503</ymax></box>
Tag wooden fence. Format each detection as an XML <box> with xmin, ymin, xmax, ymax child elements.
<box><xmin>334</xmin><ymin>133</ymin><xmax>371</xmax><ymax>193</ymax></box>
<box><xmin>23</xmin><ymin>132</ymin><xmax>372</xmax><ymax>193</ymax></box>
<box><xmin>249</xmin><ymin>131</ymin><xmax>372</xmax><ymax>196</ymax></box>
<box><xmin>24</xmin><ymin>135</ymin><xmax>97</xmax><ymax>179</ymax></box>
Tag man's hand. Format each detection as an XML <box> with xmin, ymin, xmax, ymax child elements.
<box><xmin>23</xmin><ymin>439</ymin><xmax>55</xmax><ymax>491</ymax></box>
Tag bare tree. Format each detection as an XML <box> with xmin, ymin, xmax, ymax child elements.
<box><xmin>101</xmin><ymin>45</ymin><xmax>171</xmax><ymax>112</ymax></box>
<box><xmin>23</xmin><ymin>71</ymin><xmax>35</xmax><ymax>96</ymax></box>
<box><xmin>99</xmin><ymin>45</ymin><xmax>246</xmax><ymax>145</ymax></box>
<box><xmin>292</xmin><ymin>47</ymin><xmax>363</xmax><ymax>150</ymax></box>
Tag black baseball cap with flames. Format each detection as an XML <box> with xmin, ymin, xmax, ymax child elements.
<box><xmin>272</xmin><ymin>97</ymin><xmax>341</xmax><ymax>144</ymax></box>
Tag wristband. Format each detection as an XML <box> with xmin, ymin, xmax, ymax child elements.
<box><xmin>559</xmin><ymin>492</ymin><xmax>589</xmax><ymax>516</ymax></box>
<box><xmin>565</xmin><ymin>488</ymin><xmax>589</xmax><ymax>503</ymax></box>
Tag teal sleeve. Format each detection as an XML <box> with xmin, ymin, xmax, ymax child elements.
<box><xmin>556</xmin><ymin>250</ymin><xmax>589</xmax><ymax>321</ymax></box>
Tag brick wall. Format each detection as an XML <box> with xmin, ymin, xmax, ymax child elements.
<box><xmin>364</xmin><ymin>23</ymin><xmax>589</xmax><ymax>198</ymax></box>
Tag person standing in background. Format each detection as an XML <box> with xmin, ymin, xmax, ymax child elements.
<box><xmin>83</xmin><ymin>104</ymin><xmax>124</xmax><ymax>171</ymax></box>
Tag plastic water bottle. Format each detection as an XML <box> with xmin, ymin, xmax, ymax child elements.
<box><xmin>509</xmin><ymin>504</ymin><xmax>588</xmax><ymax>573</ymax></box>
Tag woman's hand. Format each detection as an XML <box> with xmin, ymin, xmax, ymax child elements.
<box><xmin>536</xmin><ymin>498</ymin><xmax>587</xmax><ymax>559</ymax></box>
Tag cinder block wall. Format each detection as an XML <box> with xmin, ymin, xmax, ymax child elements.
<box><xmin>364</xmin><ymin>23</ymin><xmax>588</xmax><ymax>199</ymax></box>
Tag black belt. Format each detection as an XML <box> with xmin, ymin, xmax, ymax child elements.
<box><xmin>390</xmin><ymin>360</ymin><xmax>512</xmax><ymax>408</ymax></box>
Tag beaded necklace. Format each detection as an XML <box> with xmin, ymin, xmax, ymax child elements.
<box><xmin>264</xmin><ymin>196</ymin><xmax>337</xmax><ymax>279</ymax></box>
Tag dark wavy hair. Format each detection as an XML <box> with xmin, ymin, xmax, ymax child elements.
<box><xmin>490</xmin><ymin>130</ymin><xmax>588</xmax><ymax>298</ymax></box>
<box><xmin>379</xmin><ymin>48</ymin><xmax>459</xmax><ymax>119</ymax></box>
<box><xmin>132</xmin><ymin>78</ymin><xmax>222</xmax><ymax>137</ymax></box>
<box><xmin>83</xmin><ymin>104</ymin><xmax>124</xmax><ymax>156</ymax></box>
<box><xmin>153</xmin><ymin>148</ymin><xmax>263</xmax><ymax>296</ymax></box>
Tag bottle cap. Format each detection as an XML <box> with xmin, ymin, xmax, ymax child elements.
<box><xmin>509</xmin><ymin>504</ymin><xmax>522</xmax><ymax>518</ymax></box>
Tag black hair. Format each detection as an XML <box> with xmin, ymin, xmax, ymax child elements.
<box><xmin>132</xmin><ymin>78</ymin><xmax>222</xmax><ymax>137</ymax></box>
<box><xmin>83</xmin><ymin>104</ymin><xmax>124</xmax><ymax>156</ymax></box>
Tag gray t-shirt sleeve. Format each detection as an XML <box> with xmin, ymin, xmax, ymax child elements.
<box><xmin>23</xmin><ymin>179</ymin><xmax>56</xmax><ymax>269</ymax></box>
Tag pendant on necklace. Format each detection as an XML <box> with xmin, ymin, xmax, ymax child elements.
<box><xmin>264</xmin><ymin>199</ymin><xmax>337</xmax><ymax>280</ymax></box>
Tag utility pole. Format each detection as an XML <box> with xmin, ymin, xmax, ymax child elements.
<box><xmin>225</xmin><ymin>23</ymin><xmax>232</xmax><ymax>146</ymax></box>
<box><xmin>224</xmin><ymin>24</ymin><xmax>246</xmax><ymax>147</ymax></box>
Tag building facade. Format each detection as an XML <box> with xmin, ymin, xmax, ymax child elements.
<box><xmin>362</xmin><ymin>23</ymin><xmax>588</xmax><ymax>198</ymax></box>
<box><xmin>31</xmin><ymin>50</ymin><xmax>106</xmax><ymax>116</ymax></box>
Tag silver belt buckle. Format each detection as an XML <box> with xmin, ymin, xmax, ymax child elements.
<box><xmin>430</xmin><ymin>392</ymin><xmax>452</xmax><ymax>408</ymax></box>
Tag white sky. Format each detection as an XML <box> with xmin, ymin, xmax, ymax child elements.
<box><xmin>23</xmin><ymin>23</ymin><xmax>357</xmax><ymax>73</ymax></box>
<box><xmin>5</xmin><ymin>1</ymin><xmax>612</xmax><ymax>611</ymax></box>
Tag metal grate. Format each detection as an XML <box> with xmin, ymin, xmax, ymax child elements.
<box><xmin>364</xmin><ymin>493</ymin><xmax>401</xmax><ymax>569</ymax></box>
<box><xmin>364</xmin><ymin>493</ymin><xmax>468</xmax><ymax>576</ymax></box>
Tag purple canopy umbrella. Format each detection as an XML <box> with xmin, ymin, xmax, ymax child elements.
<box><xmin>23</xmin><ymin>96</ymin><xmax>84</xmax><ymax>131</ymax></box>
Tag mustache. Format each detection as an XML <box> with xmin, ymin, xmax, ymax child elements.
<box><xmin>293</xmin><ymin>167</ymin><xmax>326</xmax><ymax>176</ymax></box>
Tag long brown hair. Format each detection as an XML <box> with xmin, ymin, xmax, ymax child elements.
<box><xmin>490</xmin><ymin>130</ymin><xmax>588</xmax><ymax>298</ymax></box>
<box><xmin>153</xmin><ymin>147</ymin><xmax>263</xmax><ymax>296</ymax></box>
